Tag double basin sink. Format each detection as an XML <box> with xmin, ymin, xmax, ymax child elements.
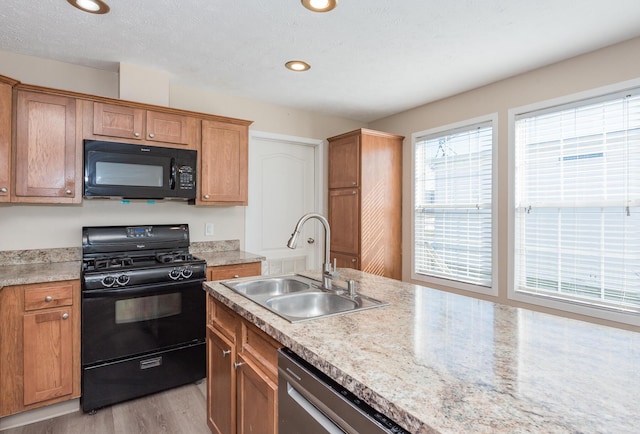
<box><xmin>221</xmin><ymin>274</ymin><xmax>388</xmax><ymax>323</ymax></box>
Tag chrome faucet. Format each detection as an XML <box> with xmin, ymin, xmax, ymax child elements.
<box><xmin>287</xmin><ymin>213</ymin><xmax>337</xmax><ymax>289</ymax></box>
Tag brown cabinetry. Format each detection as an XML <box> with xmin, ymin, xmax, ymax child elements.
<box><xmin>327</xmin><ymin>129</ymin><xmax>403</xmax><ymax>280</ymax></box>
<box><xmin>0</xmin><ymin>280</ymin><xmax>80</xmax><ymax>417</ymax></box>
<box><xmin>0</xmin><ymin>76</ymin><xmax>17</xmax><ymax>202</ymax></box>
<box><xmin>206</xmin><ymin>295</ymin><xmax>280</xmax><ymax>434</ymax></box>
<box><xmin>200</xmin><ymin>120</ymin><xmax>249</xmax><ymax>205</ymax></box>
<box><xmin>12</xmin><ymin>90</ymin><xmax>81</xmax><ymax>203</ymax></box>
<box><xmin>88</xmin><ymin>102</ymin><xmax>198</xmax><ymax>148</ymax></box>
<box><xmin>207</xmin><ymin>261</ymin><xmax>262</xmax><ymax>281</ymax></box>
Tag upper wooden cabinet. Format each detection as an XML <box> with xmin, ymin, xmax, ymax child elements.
<box><xmin>0</xmin><ymin>76</ymin><xmax>17</xmax><ymax>202</ymax></box>
<box><xmin>328</xmin><ymin>128</ymin><xmax>403</xmax><ymax>280</ymax></box>
<box><xmin>88</xmin><ymin>102</ymin><xmax>198</xmax><ymax>149</ymax></box>
<box><xmin>199</xmin><ymin>120</ymin><xmax>249</xmax><ymax>205</ymax></box>
<box><xmin>12</xmin><ymin>90</ymin><xmax>81</xmax><ymax>204</ymax></box>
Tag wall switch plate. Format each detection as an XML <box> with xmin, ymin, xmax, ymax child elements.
<box><xmin>205</xmin><ymin>223</ymin><xmax>214</xmax><ymax>236</ymax></box>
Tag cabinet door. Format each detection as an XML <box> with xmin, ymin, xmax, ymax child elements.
<box><xmin>14</xmin><ymin>91</ymin><xmax>79</xmax><ymax>203</ymax></box>
<box><xmin>93</xmin><ymin>102</ymin><xmax>144</xmax><ymax>140</ymax></box>
<box><xmin>328</xmin><ymin>134</ymin><xmax>359</xmax><ymax>189</ymax></box>
<box><xmin>207</xmin><ymin>262</ymin><xmax>262</xmax><ymax>281</ymax></box>
<box><xmin>0</xmin><ymin>82</ymin><xmax>11</xmax><ymax>202</ymax></box>
<box><xmin>331</xmin><ymin>251</ymin><xmax>359</xmax><ymax>270</ymax></box>
<box><xmin>207</xmin><ymin>326</ymin><xmax>236</xmax><ymax>434</ymax></box>
<box><xmin>236</xmin><ymin>353</ymin><xmax>277</xmax><ymax>434</ymax></box>
<box><xmin>329</xmin><ymin>188</ymin><xmax>360</xmax><ymax>255</ymax></box>
<box><xmin>146</xmin><ymin>110</ymin><xmax>197</xmax><ymax>147</ymax></box>
<box><xmin>23</xmin><ymin>307</ymin><xmax>73</xmax><ymax>405</ymax></box>
<box><xmin>200</xmin><ymin>120</ymin><xmax>248</xmax><ymax>205</ymax></box>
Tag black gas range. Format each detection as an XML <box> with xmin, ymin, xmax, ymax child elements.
<box><xmin>80</xmin><ymin>224</ymin><xmax>206</xmax><ymax>413</ymax></box>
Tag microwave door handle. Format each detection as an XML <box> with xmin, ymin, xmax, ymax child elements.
<box><xmin>170</xmin><ymin>158</ymin><xmax>176</xmax><ymax>190</ymax></box>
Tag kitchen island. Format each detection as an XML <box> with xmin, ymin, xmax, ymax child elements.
<box><xmin>204</xmin><ymin>269</ymin><xmax>640</xmax><ymax>434</ymax></box>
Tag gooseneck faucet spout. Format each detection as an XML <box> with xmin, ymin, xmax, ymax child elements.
<box><xmin>287</xmin><ymin>213</ymin><xmax>335</xmax><ymax>287</ymax></box>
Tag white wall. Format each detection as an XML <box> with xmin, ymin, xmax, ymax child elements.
<box><xmin>0</xmin><ymin>50</ymin><xmax>364</xmax><ymax>251</ymax></box>
<box><xmin>369</xmin><ymin>36</ymin><xmax>640</xmax><ymax>331</ymax></box>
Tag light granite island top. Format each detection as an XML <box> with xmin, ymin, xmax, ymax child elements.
<box><xmin>204</xmin><ymin>268</ymin><xmax>640</xmax><ymax>434</ymax></box>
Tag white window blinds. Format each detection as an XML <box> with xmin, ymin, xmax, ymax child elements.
<box><xmin>514</xmin><ymin>90</ymin><xmax>640</xmax><ymax>312</ymax></box>
<box><xmin>414</xmin><ymin>121</ymin><xmax>493</xmax><ymax>287</ymax></box>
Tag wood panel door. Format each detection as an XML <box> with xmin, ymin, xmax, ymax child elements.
<box><xmin>13</xmin><ymin>91</ymin><xmax>79</xmax><ymax>203</ymax></box>
<box><xmin>328</xmin><ymin>134</ymin><xmax>359</xmax><ymax>189</ymax></box>
<box><xmin>22</xmin><ymin>307</ymin><xmax>73</xmax><ymax>405</ymax></box>
<box><xmin>207</xmin><ymin>326</ymin><xmax>236</xmax><ymax>434</ymax></box>
<box><xmin>200</xmin><ymin>120</ymin><xmax>248</xmax><ymax>205</ymax></box>
<box><xmin>146</xmin><ymin>110</ymin><xmax>197</xmax><ymax>147</ymax></box>
<box><xmin>0</xmin><ymin>81</ymin><xmax>11</xmax><ymax>202</ymax></box>
<box><xmin>92</xmin><ymin>102</ymin><xmax>144</xmax><ymax>140</ymax></box>
<box><xmin>236</xmin><ymin>353</ymin><xmax>277</xmax><ymax>434</ymax></box>
<box><xmin>329</xmin><ymin>188</ymin><xmax>360</xmax><ymax>255</ymax></box>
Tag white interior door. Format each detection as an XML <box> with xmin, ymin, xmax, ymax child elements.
<box><xmin>246</xmin><ymin>131</ymin><xmax>323</xmax><ymax>275</ymax></box>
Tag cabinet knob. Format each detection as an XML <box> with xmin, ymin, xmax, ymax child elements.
<box><xmin>352</xmin><ymin>191</ymin><xmax>356</xmax><ymax>195</ymax></box>
<box><xmin>0</xmin><ymin>187</ymin><xmax>6</xmax><ymax>193</ymax></box>
<box><xmin>204</xmin><ymin>194</ymin><xmax>210</xmax><ymax>199</ymax></box>
<box><xmin>351</xmin><ymin>258</ymin><xmax>357</xmax><ymax>263</ymax></box>
<box><xmin>233</xmin><ymin>274</ymin><xmax>240</xmax><ymax>278</ymax></box>
<box><xmin>221</xmin><ymin>349</ymin><xmax>231</xmax><ymax>357</ymax></box>
<box><xmin>233</xmin><ymin>361</ymin><xmax>245</xmax><ymax>369</ymax></box>
<box><xmin>149</xmin><ymin>133</ymin><xmax>155</xmax><ymax>138</ymax></box>
<box><xmin>134</xmin><ymin>132</ymin><xmax>140</xmax><ymax>137</ymax></box>
<box><xmin>65</xmin><ymin>189</ymin><xmax>72</xmax><ymax>195</ymax></box>
<box><xmin>62</xmin><ymin>313</ymin><xmax>69</xmax><ymax>320</ymax></box>
<box><xmin>352</xmin><ymin>181</ymin><xmax>357</xmax><ymax>186</ymax></box>
<box><xmin>45</xmin><ymin>295</ymin><xmax>53</xmax><ymax>302</ymax></box>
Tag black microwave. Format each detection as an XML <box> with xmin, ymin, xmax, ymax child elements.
<box><xmin>83</xmin><ymin>140</ymin><xmax>197</xmax><ymax>200</ymax></box>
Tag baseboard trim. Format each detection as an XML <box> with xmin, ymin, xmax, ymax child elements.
<box><xmin>0</xmin><ymin>399</ymin><xmax>79</xmax><ymax>430</ymax></box>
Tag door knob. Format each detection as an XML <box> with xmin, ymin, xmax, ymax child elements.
<box><xmin>307</xmin><ymin>238</ymin><xmax>315</xmax><ymax>244</ymax></box>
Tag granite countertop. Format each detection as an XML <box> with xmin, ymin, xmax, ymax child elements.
<box><xmin>204</xmin><ymin>269</ymin><xmax>640</xmax><ymax>434</ymax></box>
<box><xmin>0</xmin><ymin>241</ymin><xmax>264</xmax><ymax>289</ymax></box>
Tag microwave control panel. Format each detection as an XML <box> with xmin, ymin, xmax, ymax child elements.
<box><xmin>178</xmin><ymin>165</ymin><xmax>195</xmax><ymax>190</ymax></box>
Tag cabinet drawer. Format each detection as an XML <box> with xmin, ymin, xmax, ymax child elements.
<box><xmin>240</xmin><ymin>321</ymin><xmax>281</xmax><ymax>381</ymax></box>
<box><xmin>208</xmin><ymin>262</ymin><xmax>261</xmax><ymax>281</ymax></box>
<box><xmin>208</xmin><ymin>297</ymin><xmax>240</xmax><ymax>341</ymax></box>
<box><xmin>24</xmin><ymin>282</ymin><xmax>73</xmax><ymax>311</ymax></box>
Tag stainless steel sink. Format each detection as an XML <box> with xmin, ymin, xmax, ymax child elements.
<box><xmin>221</xmin><ymin>274</ymin><xmax>388</xmax><ymax>323</ymax></box>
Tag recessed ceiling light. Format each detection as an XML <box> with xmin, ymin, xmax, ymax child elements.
<box><xmin>67</xmin><ymin>0</ymin><xmax>110</xmax><ymax>14</ymax></box>
<box><xmin>285</xmin><ymin>61</ymin><xmax>311</xmax><ymax>72</ymax></box>
<box><xmin>301</xmin><ymin>0</ymin><xmax>337</xmax><ymax>13</ymax></box>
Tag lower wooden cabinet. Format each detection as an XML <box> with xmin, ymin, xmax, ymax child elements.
<box><xmin>206</xmin><ymin>295</ymin><xmax>280</xmax><ymax>434</ymax></box>
<box><xmin>0</xmin><ymin>280</ymin><xmax>80</xmax><ymax>417</ymax></box>
<box><xmin>207</xmin><ymin>261</ymin><xmax>262</xmax><ymax>281</ymax></box>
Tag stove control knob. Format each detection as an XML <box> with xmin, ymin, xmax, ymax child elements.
<box><xmin>181</xmin><ymin>267</ymin><xmax>193</xmax><ymax>278</ymax></box>
<box><xmin>169</xmin><ymin>268</ymin><xmax>182</xmax><ymax>280</ymax></box>
<box><xmin>116</xmin><ymin>274</ymin><xmax>130</xmax><ymax>286</ymax></box>
<box><xmin>102</xmin><ymin>275</ymin><xmax>116</xmax><ymax>287</ymax></box>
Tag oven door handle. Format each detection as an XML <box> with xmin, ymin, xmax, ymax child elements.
<box><xmin>82</xmin><ymin>279</ymin><xmax>206</xmax><ymax>298</ymax></box>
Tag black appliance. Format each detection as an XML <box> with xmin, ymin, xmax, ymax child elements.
<box><xmin>80</xmin><ymin>224</ymin><xmax>206</xmax><ymax>413</ymax></box>
<box><xmin>83</xmin><ymin>140</ymin><xmax>197</xmax><ymax>200</ymax></box>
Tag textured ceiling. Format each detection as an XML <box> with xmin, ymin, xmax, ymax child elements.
<box><xmin>2</xmin><ymin>1</ymin><xmax>640</xmax><ymax>122</ymax></box>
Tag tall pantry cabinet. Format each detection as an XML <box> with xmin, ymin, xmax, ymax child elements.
<box><xmin>327</xmin><ymin>128</ymin><xmax>403</xmax><ymax>280</ymax></box>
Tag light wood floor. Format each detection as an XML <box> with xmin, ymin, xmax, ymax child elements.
<box><xmin>0</xmin><ymin>382</ymin><xmax>209</xmax><ymax>434</ymax></box>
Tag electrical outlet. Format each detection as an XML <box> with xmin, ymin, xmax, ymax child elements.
<box><xmin>205</xmin><ymin>223</ymin><xmax>214</xmax><ymax>236</ymax></box>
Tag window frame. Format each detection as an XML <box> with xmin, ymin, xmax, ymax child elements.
<box><xmin>411</xmin><ymin>113</ymin><xmax>499</xmax><ymax>296</ymax></box>
<box><xmin>507</xmin><ymin>78</ymin><xmax>640</xmax><ymax>327</ymax></box>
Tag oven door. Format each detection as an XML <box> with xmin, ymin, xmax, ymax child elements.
<box><xmin>81</xmin><ymin>279</ymin><xmax>205</xmax><ymax>366</ymax></box>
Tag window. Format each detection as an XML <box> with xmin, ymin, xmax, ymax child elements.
<box><xmin>412</xmin><ymin>115</ymin><xmax>496</xmax><ymax>293</ymax></box>
<box><xmin>513</xmin><ymin>88</ymin><xmax>640</xmax><ymax>317</ymax></box>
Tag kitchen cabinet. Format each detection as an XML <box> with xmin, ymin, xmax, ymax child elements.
<box><xmin>0</xmin><ymin>280</ymin><xmax>81</xmax><ymax>417</ymax></box>
<box><xmin>12</xmin><ymin>89</ymin><xmax>81</xmax><ymax>203</ymax></box>
<box><xmin>206</xmin><ymin>295</ymin><xmax>280</xmax><ymax>434</ymax></box>
<box><xmin>0</xmin><ymin>75</ymin><xmax>17</xmax><ymax>202</ymax></box>
<box><xmin>207</xmin><ymin>262</ymin><xmax>262</xmax><ymax>281</ymax></box>
<box><xmin>199</xmin><ymin>120</ymin><xmax>250</xmax><ymax>206</ymax></box>
<box><xmin>87</xmin><ymin>101</ymin><xmax>199</xmax><ymax>149</ymax></box>
<box><xmin>327</xmin><ymin>128</ymin><xmax>403</xmax><ymax>280</ymax></box>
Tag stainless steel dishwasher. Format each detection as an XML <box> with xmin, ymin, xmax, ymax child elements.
<box><xmin>278</xmin><ymin>348</ymin><xmax>411</xmax><ymax>434</ymax></box>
